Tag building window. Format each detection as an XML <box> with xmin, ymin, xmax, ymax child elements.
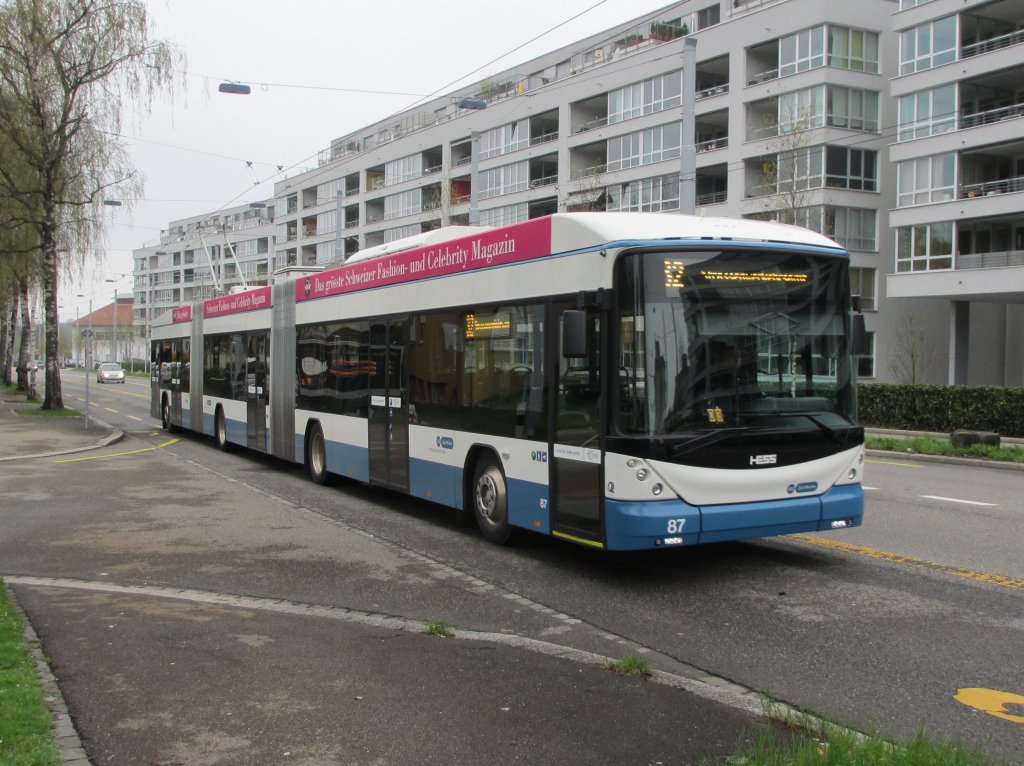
<box><xmin>900</xmin><ymin>16</ymin><xmax>957</xmax><ymax>75</ymax></box>
<box><xmin>778</xmin><ymin>86</ymin><xmax>825</xmax><ymax>132</ymax></box>
<box><xmin>479</xmin><ymin>203</ymin><xmax>529</xmax><ymax>227</ymax></box>
<box><xmin>607</xmin><ymin>123</ymin><xmax>682</xmax><ymax>171</ymax></box>
<box><xmin>897</xmin><ymin>153</ymin><xmax>955</xmax><ymax>207</ymax></box>
<box><xmin>696</xmin><ymin>4</ymin><xmax>720</xmax><ymax>31</ymax></box>
<box><xmin>480</xmin><ymin>161</ymin><xmax>529</xmax><ymax>199</ymax></box>
<box><xmin>607</xmin><ymin>174</ymin><xmax>680</xmax><ymax>212</ymax></box>
<box><xmin>384</xmin><ymin>154</ymin><xmax>423</xmax><ymax>187</ymax></box>
<box><xmin>384</xmin><ymin>224</ymin><xmax>421</xmax><ymax>243</ymax></box>
<box><xmin>825</xmin><ymin>147</ymin><xmax>877</xmax><ymax>191</ymax></box>
<box><xmin>849</xmin><ymin>267</ymin><xmax>876</xmax><ymax>310</ymax></box>
<box><xmin>383</xmin><ymin>189</ymin><xmax>422</xmax><ymax>220</ymax></box>
<box><xmin>479</xmin><ymin>120</ymin><xmax>530</xmax><ymax>159</ymax></box>
<box><xmin>608</xmin><ymin>71</ymin><xmax>683</xmax><ymax>124</ymax></box>
<box><xmin>898</xmin><ymin>85</ymin><xmax>956</xmax><ymax>141</ymax></box>
<box><xmin>857</xmin><ymin>331</ymin><xmax>875</xmax><ymax>378</ymax></box>
<box><xmin>828</xmin><ymin>27</ymin><xmax>880</xmax><ymax>72</ymax></box>
<box><xmin>896</xmin><ymin>222</ymin><xmax>954</xmax><ymax>271</ymax></box>
<box><xmin>828</xmin><ymin>87</ymin><xmax>879</xmax><ymax>131</ymax></box>
<box><xmin>779</xmin><ymin>26</ymin><xmax>826</xmax><ymax>76</ymax></box>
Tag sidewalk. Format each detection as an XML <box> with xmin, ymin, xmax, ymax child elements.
<box><xmin>0</xmin><ymin>391</ymin><xmax>122</xmax><ymax>460</ymax></box>
<box><xmin>0</xmin><ymin>392</ymin><xmax>790</xmax><ymax>766</ymax></box>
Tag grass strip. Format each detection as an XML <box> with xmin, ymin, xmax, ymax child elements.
<box><xmin>866</xmin><ymin>436</ymin><xmax>1024</xmax><ymax>464</ymax></box>
<box><xmin>0</xmin><ymin>581</ymin><xmax>61</xmax><ymax>765</ymax></box>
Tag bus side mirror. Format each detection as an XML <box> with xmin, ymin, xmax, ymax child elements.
<box><xmin>852</xmin><ymin>314</ymin><xmax>868</xmax><ymax>356</ymax></box>
<box><xmin>562</xmin><ymin>310</ymin><xmax>587</xmax><ymax>358</ymax></box>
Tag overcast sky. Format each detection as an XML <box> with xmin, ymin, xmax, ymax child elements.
<box><xmin>64</xmin><ymin>0</ymin><xmax>674</xmax><ymax>319</ymax></box>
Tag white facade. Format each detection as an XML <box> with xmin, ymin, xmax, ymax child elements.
<box><xmin>134</xmin><ymin>0</ymin><xmax>1024</xmax><ymax>385</ymax></box>
<box><xmin>133</xmin><ymin>203</ymin><xmax>276</xmax><ymax>327</ymax></box>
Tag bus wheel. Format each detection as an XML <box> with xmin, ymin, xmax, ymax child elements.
<box><xmin>307</xmin><ymin>423</ymin><xmax>330</xmax><ymax>485</ymax></box>
<box><xmin>215</xmin><ymin>408</ymin><xmax>231</xmax><ymax>452</ymax></box>
<box><xmin>161</xmin><ymin>399</ymin><xmax>174</xmax><ymax>432</ymax></box>
<box><xmin>471</xmin><ymin>456</ymin><xmax>512</xmax><ymax>545</ymax></box>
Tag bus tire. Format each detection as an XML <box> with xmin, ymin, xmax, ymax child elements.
<box><xmin>161</xmin><ymin>397</ymin><xmax>177</xmax><ymax>433</ymax></box>
<box><xmin>215</xmin><ymin>408</ymin><xmax>231</xmax><ymax>452</ymax></box>
<box><xmin>307</xmin><ymin>423</ymin><xmax>331</xmax><ymax>485</ymax></box>
<box><xmin>471</xmin><ymin>456</ymin><xmax>513</xmax><ymax>545</ymax></box>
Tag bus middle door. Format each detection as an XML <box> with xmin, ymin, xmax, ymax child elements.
<box><xmin>246</xmin><ymin>332</ymin><xmax>269</xmax><ymax>451</ymax></box>
<box><xmin>550</xmin><ymin>305</ymin><xmax>604</xmax><ymax>548</ymax></box>
<box><xmin>368</xmin><ymin>318</ymin><xmax>409</xmax><ymax>492</ymax></box>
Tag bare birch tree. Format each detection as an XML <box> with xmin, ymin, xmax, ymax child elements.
<box><xmin>0</xmin><ymin>0</ymin><xmax>184</xmax><ymax>408</ymax></box>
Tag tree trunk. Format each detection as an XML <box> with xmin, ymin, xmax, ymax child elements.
<box><xmin>41</xmin><ymin>223</ymin><xmax>64</xmax><ymax>409</ymax></box>
<box><xmin>17</xmin><ymin>277</ymin><xmax>31</xmax><ymax>393</ymax></box>
<box><xmin>0</xmin><ymin>285</ymin><xmax>16</xmax><ymax>385</ymax></box>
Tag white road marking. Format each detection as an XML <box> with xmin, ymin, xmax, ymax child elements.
<box><xmin>920</xmin><ymin>495</ymin><xmax>997</xmax><ymax>507</ymax></box>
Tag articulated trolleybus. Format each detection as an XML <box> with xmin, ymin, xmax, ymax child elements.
<box><xmin>151</xmin><ymin>212</ymin><xmax>865</xmax><ymax>551</ymax></box>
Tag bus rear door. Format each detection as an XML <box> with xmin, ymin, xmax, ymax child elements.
<box><xmin>368</xmin><ymin>318</ymin><xmax>409</xmax><ymax>491</ymax></box>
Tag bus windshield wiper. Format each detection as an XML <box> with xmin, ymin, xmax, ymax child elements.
<box><xmin>669</xmin><ymin>427</ymin><xmax>746</xmax><ymax>458</ymax></box>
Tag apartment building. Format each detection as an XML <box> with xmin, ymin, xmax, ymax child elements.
<box><xmin>133</xmin><ymin>203</ymin><xmax>275</xmax><ymax>326</ymax></box>
<box><xmin>134</xmin><ymin>0</ymin><xmax>1024</xmax><ymax>385</ymax></box>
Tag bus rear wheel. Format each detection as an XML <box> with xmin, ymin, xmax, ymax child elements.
<box><xmin>215</xmin><ymin>408</ymin><xmax>231</xmax><ymax>452</ymax></box>
<box><xmin>307</xmin><ymin>423</ymin><xmax>330</xmax><ymax>485</ymax></box>
<box><xmin>161</xmin><ymin>398</ymin><xmax>176</xmax><ymax>433</ymax></box>
<box><xmin>471</xmin><ymin>456</ymin><xmax>512</xmax><ymax>545</ymax></box>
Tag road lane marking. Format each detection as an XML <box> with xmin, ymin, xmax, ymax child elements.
<box><xmin>920</xmin><ymin>495</ymin><xmax>997</xmax><ymax>507</ymax></box>
<box><xmin>55</xmin><ymin>438</ymin><xmax>179</xmax><ymax>463</ymax></box>
<box><xmin>795</xmin><ymin>536</ymin><xmax>1024</xmax><ymax>590</ymax></box>
<box><xmin>103</xmin><ymin>407</ymin><xmax>118</xmax><ymax>413</ymax></box>
<box><xmin>955</xmin><ymin>688</ymin><xmax>1024</xmax><ymax>725</ymax></box>
<box><xmin>866</xmin><ymin>458</ymin><xmax>924</xmax><ymax>468</ymax></box>
<box><xmin>127</xmin><ymin>415</ymin><xmax>144</xmax><ymax>421</ymax></box>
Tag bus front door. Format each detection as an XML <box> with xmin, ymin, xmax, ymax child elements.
<box><xmin>246</xmin><ymin>333</ymin><xmax>269</xmax><ymax>451</ymax></box>
<box><xmin>550</xmin><ymin>306</ymin><xmax>604</xmax><ymax>548</ymax></box>
<box><xmin>368</xmin><ymin>318</ymin><xmax>409</xmax><ymax>491</ymax></box>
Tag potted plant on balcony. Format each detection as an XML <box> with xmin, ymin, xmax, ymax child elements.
<box><xmin>650</xmin><ymin>21</ymin><xmax>686</xmax><ymax>41</ymax></box>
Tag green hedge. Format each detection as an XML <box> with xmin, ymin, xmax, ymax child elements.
<box><xmin>858</xmin><ymin>384</ymin><xmax>1024</xmax><ymax>437</ymax></box>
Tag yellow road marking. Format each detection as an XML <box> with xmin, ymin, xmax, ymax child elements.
<box><xmin>55</xmin><ymin>438</ymin><xmax>179</xmax><ymax>464</ymax></box>
<box><xmin>954</xmin><ymin>688</ymin><xmax>1024</xmax><ymax>724</ymax></box>
<box><xmin>866</xmin><ymin>458</ymin><xmax>924</xmax><ymax>468</ymax></box>
<box><xmin>127</xmin><ymin>415</ymin><xmax>144</xmax><ymax>421</ymax></box>
<box><xmin>104</xmin><ymin>407</ymin><xmax>118</xmax><ymax>413</ymax></box>
<box><xmin>796</xmin><ymin>535</ymin><xmax>1024</xmax><ymax>590</ymax></box>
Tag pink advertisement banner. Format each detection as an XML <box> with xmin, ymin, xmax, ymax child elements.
<box><xmin>172</xmin><ymin>305</ymin><xmax>192</xmax><ymax>324</ymax></box>
<box><xmin>203</xmin><ymin>286</ymin><xmax>272</xmax><ymax>319</ymax></box>
<box><xmin>296</xmin><ymin>217</ymin><xmax>553</xmax><ymax>303</ymax></box>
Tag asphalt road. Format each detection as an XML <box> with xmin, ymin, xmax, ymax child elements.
<box><xmin>35</xmin><ymin>370</ymin><xmax>1024</xmax><ymax>763</ymax></box>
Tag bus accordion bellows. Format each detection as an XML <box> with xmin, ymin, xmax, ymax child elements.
<box><xmin>151</xmin><ymin>212</ymin><xmax>865</xmax><ymax>551</ymax></box>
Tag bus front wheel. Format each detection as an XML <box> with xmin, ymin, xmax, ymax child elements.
<box><xmin>215</xmin><ymin>408</ymin><xmax>231</xmax><ymax>452</ymax></box>
<box><xmin>307</xmin><ymin>423</ymin><xmax>330</xmax><ymax>485</ymax></box>
<box><xmin>471</xmin><ymin>456</ymin><xmax>512</xmax><ymax>545</ymax></box>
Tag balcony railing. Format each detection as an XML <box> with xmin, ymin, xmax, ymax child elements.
<box><xmin>697</xmin><ymin>190</ymin><xmax>728</xmax><ymax>205</ymax></box>
<box><xmin>571</xmin><ymin>163</ymin><xmax>607</xmax><ymax>180</ymax></box>
<box><xmin>697</xmin><ymin>84</ymin><xmax>729</xmax><ymax>100</ymax></box>
<box><xmin>747</xmin><ymin>68</ymin><xmax>779</xmax><ymax>86</ymax></box>
<box><xmin>574</xmin><ymin>116</ymin><xmax>608</xmax><ymax>134</ymax></box>
<box><xmin>697</xmin><ymin>137</ymin><xmax>728</xmax><ymax>152</ymax></box>
<box><xmin>529</xmin><ymin>175</ymin><xmax>558</xmax><ymax>189</ymax></box>
<box><xmin>531</xmin><ymin>131</ymin><xmax>559</xmax><ymax>146</ymax></box>
<box><xmin>961</xmin><ymin>28</ymin><xmax>1024</xmax><ymax>59</ymax></box>
<box><xmin>958</xmin><ymin>249</ymin><xmax>1024</xmax><ymax>269</ymax></box>
<box><xmin>959</xmin><ymin>175</ymin><xmax>1024</xmax><ymax>199</ymax></box>
<box><xmin>959</xmin><ymin>102</ymin><xmax>1024</xmax><ymax>129</ymax></box>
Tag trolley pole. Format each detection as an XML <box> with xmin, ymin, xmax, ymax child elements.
<box><xmin>679</xmin><ymin>36</ymin><xmax>698</xmax><ymax>215</ymax></box>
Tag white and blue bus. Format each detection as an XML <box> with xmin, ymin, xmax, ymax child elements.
<box><xmin>151</xmin><ymin>212</ymin><xmax>865</xmax><ymax>550</ymax></box>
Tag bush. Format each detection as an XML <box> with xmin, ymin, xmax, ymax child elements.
<box><xmin>859</xmin><ymin>384</ymin><xmax>1024</xmax><ymax>437</ymax></box>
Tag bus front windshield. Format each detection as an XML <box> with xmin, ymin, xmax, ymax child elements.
<box><xmin>615</xmin><ymin>249</ymin><xmax>857</xmax><ymax>441</ymax></box>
